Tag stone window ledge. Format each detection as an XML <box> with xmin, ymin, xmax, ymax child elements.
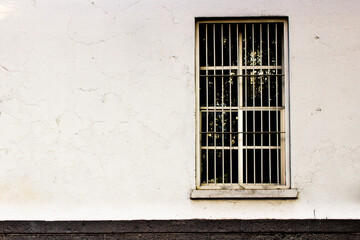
<box><xmin>190</xmin><ymin>189</ymin><xmax>298</xmax><ymax>199</ymax></box>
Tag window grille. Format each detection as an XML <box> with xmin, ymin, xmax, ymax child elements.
<box><xmin>195</xmin><ymin>19</ymin><xmax>289</xmax><ymax>190</ymax></box>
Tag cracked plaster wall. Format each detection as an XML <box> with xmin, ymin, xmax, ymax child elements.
<box><xmin>0</xmin><ymin>0</ymin><xmax>359</xmax><ymax>220</ymax></box>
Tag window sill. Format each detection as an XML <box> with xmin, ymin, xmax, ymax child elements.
<box><xmin>190</xmin><ymin>189</ymin><xmax>298</xmax><ymax>199</ymax></box>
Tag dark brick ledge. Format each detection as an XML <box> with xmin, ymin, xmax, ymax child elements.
<box><xmin>0</xmin><ymin>220</ymin><xmax>358</xmax><ymax>234</ymax></box>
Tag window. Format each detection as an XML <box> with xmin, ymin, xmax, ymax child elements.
<box><xmin>193</xmin><ymin>18</ymin><xmax>297</xmax><ymax>198</ymax></box>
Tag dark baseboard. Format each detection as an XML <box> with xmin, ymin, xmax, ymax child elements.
<box><xmin>0</xmin><ymin>220</ymin><xmax>358</xmax><ymax>239</ymax></box>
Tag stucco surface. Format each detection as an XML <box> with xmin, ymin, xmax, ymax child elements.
<box><xmin>0</xmin><ymin>0</ymin><xmax>359</xmax><ymax>219</ymax></box>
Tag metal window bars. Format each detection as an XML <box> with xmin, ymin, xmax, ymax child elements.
<box><xmin>197</xmin><ymin>19</ymin><xmax>289</xmax><ymax>189</ymax></box>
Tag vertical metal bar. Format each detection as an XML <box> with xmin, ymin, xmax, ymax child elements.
<box><xmin>205</xmin><ymin>24</ymin><xmax>209</xmax><ymax>185</ymax></box>
<box><xmin>238</xmin><ymin>26</ymin><xmax>243</xmax><ymax>185</ymax></box>
<box><xmin>260</xmin><ymin>24</ymin><xmax>263</xmax><ymax>184</ymax></box>
<box><xmin>229</xmin><ymin>24</ymin><xmax>232</xmax><ymax>184</ymax></box>
<box><xmin>275</xmin><ymin>23</ymin><xmax>279</xmax><ymax>184</ymax></box>
<box><xmin>267</xmin><ymin>23</ymin><xmax>271</xmax><ymax>184</ymax></box>
<box><xmin>195</xmin><ymin>22</ymin><xmax>201</xmax><ymax>187</ymax></box>
<box><xmin>213</xmin><ymin>24</ymin><xmax>217</xmax><ymax>184</ymax></box>
<box><xmin>244</xmin><ymin>24</ymin><xmax>248</xmax><ymax>184</ymax></box>
<box><xmin>252</xmin><ymin>24</ymin><xmax>255</xmax><ymax>183</ymax></box>
<box><xmin>221</xmin><ymin>24</ymin><xmax>224</xmax><ymax>184</ymax></box>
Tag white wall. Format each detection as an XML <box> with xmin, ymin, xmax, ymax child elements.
<box><xmin>0</xmin><ymin>0</ymin><xmax>359</xmax><ymax>220</ymax></box>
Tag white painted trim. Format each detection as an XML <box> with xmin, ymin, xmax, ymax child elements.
<box><xmin>195</xmin><ymin>21</ymin><xmax>201</xmax><ymax>188</ymax></box>
<box><xmin>283</xmin><ymin>20</ymin><xmax>291</xmax><ymax>189</ymax></box>
<box><xmin>190</xmin><ymin>189</ymin><xmax>298</xmax><ymax>199</ymax></box>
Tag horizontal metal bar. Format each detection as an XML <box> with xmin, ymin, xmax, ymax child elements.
<box><xmin>201</xmin><ymin>146</ymin><xmax>281</xmax><ymax>150</ymax></box>
<box><xmin>200</xmin><ymin>74</ymin><xmax>284</xmax><ymax>77</ymax></box>
<box><xmin>200</xmin><ymin>107</ymin><xmax>284</xmax><ymax>111</ymax></box>
<box><xmin>200</xmin><ymin>66</ymin><xmax>282</xmax><ymax>70</ymax></box>
<box><xmin>201</xmin><ymin>131</ymin><xmax>285</xmax><ymax>134</ymax></box>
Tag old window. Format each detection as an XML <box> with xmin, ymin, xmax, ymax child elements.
<box><xmin>192</xmin><ymin>18</ymin><xmax>297</xmax><ymax>198</ymax></box>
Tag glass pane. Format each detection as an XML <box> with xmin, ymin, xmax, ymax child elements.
<box><xmin>215</xmin><ymin>112</ymin><xmax>222</xmax><ymax>146</ymax></box>
<box><xmin>200</xmin><ymin>76</ymin><xmax>206</xmax><ymax>107</ymax></box>
<box><xmin>215</xmin><ymin>24</ymin><xmax>222</xmax><ymax>66</ymax></box>
<box><xmin>251</xmin><ymin>23</ymin><xmax>261</xmax><ymax>66</ymax></box>
<box><xmin>208</xmin><ymin>111</ymin><xmax>214</xmax><ymax>146</ymax></box>
<box><xmin>263</xmin><ymin>111</ymin><xmax>270</xmax><ymax>146</ymax></box>
<box><xmin>230</xmin><ymin>23</ymin><xmax>238</xmax><ymax>66</ymax></box>
<box><xmin>223</xmin><ymin>111</ymin><xmax>230</xmax><ymax>132</ymax></box>
<box><xmin>244</xmin><ymin>149</ymin><xmax>254</xmax><ymax>183</ymax></box>
<box><xmin>207</xmin><ymin>24</ymin><xmax>214</xmax><ymax>66</ymax></box>
<box><xmin>208</xmin><ymin>70</ymin><xmax>214</xmax><ymax>107</ymax></box>
<box><xmin>243</xmin><ymin>70</ymin><xmax>269</xmax><ymax>107</ymax></box>
<box><xmin>269</xmin><ymin>23</ymin><xmax>276</xmax><ymax>66</ymax></box>
<box><xmin>230</xmin><ymin>70</ymin><xmax>238</xmax><ymax>106</ymax></box>
<box><xmin>223</xmin><ymin>24</ymin><xmax>229</xmax><ymax>66</ymax></box>
<box><xmin>224</xmin><ymin>150</ymin><xmax>231</xmax><ymax>183</ymax></box>
<box><xmin>268</xmin><ymin>69</ymin><xmax>282</xmax><ymax>107</ymax></box>
<box><xmin>208</xmin><ymin>150</ymin><xmax>215</xmax><ymax>183</ymax></box>
<box><xmin>270</xmin><ymin>149</ymin><xmax>280</xmax><ymax>184</ymax></box>
<box><xmin>243</xmin><ymin>111</ymin><xmax>253</xmax><ymax>146</ymax></box>
<box><xmin>262</xmin><ymin>23</ymin><xmax>269</xmax><ymax>66</ymax></box>
<box><xmin>255</xmin><ymin>149</ymin><xmax>262</xmax><ymax>183</ymax></box>
<box><xmin>223</xmin><ymin>70</ymin><xmax>230</xmax><ymax>106</ymax></box>
<box><xmin>277</xmin><ymin>23</ymin><xmax>283</xmax><ymax>66</ymax></box>
<box><xmin>244</xmin><ymin>23</ymin><xmax>252</xmax><ymax>66</ymax></box>
<box><xmin>215</xmin><ymin>70</ymin><xmax>222</xmax><ymax>106</ymax></box>
<box><xmin>242</xmin><ymin>111</ymin><xmax>283</xmax><ymax>147</ymax></box>
<box><xmin>270</xmin><ymin>111</ymin><xmax>281</xmax><ymax>146</ymax></box>
<box><xmin>243</xmin><ymin>149</ymin><xmax>266</xmax><ymax>184</ymax></box>
<box><xmin>231</xmin><ymin>112</ymin><xmax>238</xmax><ymax>146</ymax></box>
<box><xmin>232</xmin><ymin>149</ymin><xmax>239</xmax><ymax>183</ymax></box>
<box><xmin>201</xmin><ymin>149</ymin><xmax>207</xmax><ymax>183</ymax></box>
<box><xmin>199</xmin><ymin>24</ymin><xmax>206</xmax><ymax>67</ymax></box>
<box><xmin>262</xmin><ymin>72</ymin><xmax>270</xmax><ymax>106</ymax></box>
<box><xmin>223</xmin><ymin>112</ymin><xmax>230</xmax><ymax>146</ymax></box>
<box><xmin>262</xmin><ymin>149</ymin><xmax>270</xmax><ymax>183</ymax></box>
<box><xmin>216</xmin><ymin>150</ymin><xmax>223</xmax><ymax>183</ymax></box>
<box><xmin>201</xmin><ymin>112</ymin><xmax>207</xmax><ymax>132</ymax></box>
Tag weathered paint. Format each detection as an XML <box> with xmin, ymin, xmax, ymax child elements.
<box><xmin>0</xmin><ymin>0</ymin><xmax>359</xmax><ymax>220</ymax></box>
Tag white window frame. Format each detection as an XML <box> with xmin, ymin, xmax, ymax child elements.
<box><xmin>192</xmin><ymin>18</ymin><xmax>297</xmax><ymax>199</ymax></box>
